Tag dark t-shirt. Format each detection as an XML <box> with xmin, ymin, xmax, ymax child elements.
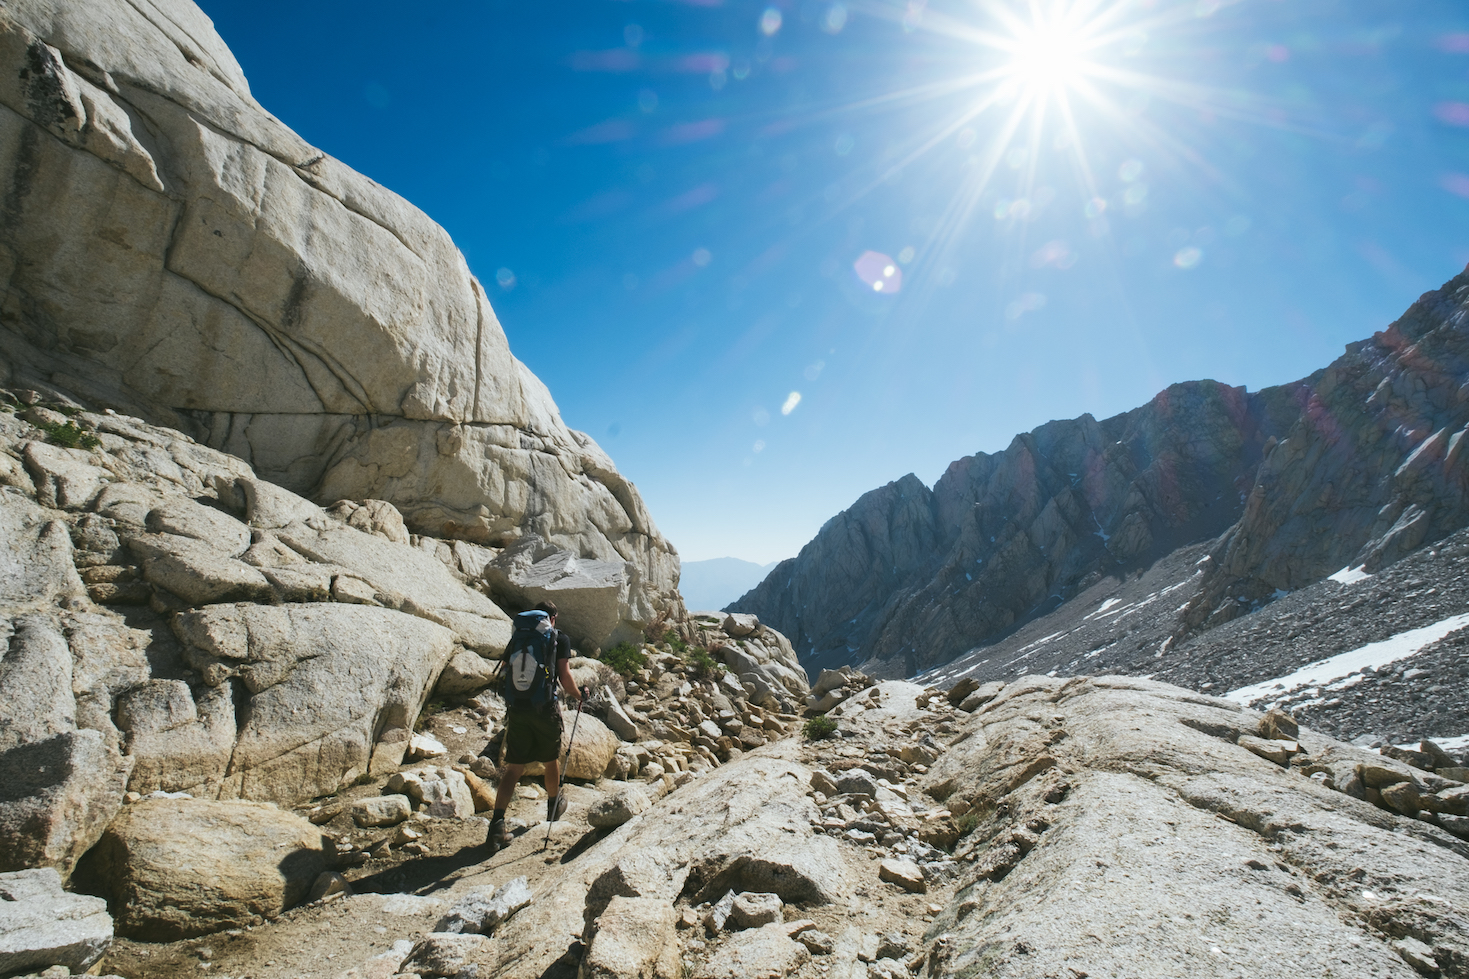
<box><xmin>552</xmin><ymin>629</ymin><xmax>572</xmax><ymax>666</ymax></box>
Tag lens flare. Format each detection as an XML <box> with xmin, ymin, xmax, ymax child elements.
<box><xmin>854</xmin><ymin>250</ymin><xmax>903</xmax><ymax>293</ymax></box>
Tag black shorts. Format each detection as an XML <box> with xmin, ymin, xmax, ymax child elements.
<box><xmin>503</xmin><ymin>706</ymin><xmax>563</xmax><ymax>765</ymax></box>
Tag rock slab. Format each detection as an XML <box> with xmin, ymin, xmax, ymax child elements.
<box><xmin>0</xmin><ymin>867</ymin><xmax>112</xmax><ymax>975</ymax></box>
<box><xmin>581</xmin><ymin>896</ymin><xmax>681</xmax><ymax>979</ymax></box>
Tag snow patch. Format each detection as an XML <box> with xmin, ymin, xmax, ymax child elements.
<box><xmin>1428</xmin><ymin>734</ymin><xmax>1469</xmax><ymax>755</ymax></box>
<box><xmin>1015</xmin><ymin>630</ymin><xmax>1066</xmax><ymax>655</ymax></box>
<box><xmin>1225</xmin><ymin>613</ymin><xmax>1469</xmax><ymax>707</ymax></box>
<box><xmin>1159</xmin><ymin>576</ymin><xmax>1196</xmax><ymax>597</ymax></box>
<box><xmin>1101</xmin><ymin>592</ymin><xmax>1164</xmax><ymax>622</ymax></box>
<box><xmin>1085</xmin><ymin>598</ymin><xmax>1123</xmax><ymax>620</ymax></box>
<box><xmin>1328</xmin><ymin>566</ymin><xmax>1372</xmax><ymax>586</ymax></box>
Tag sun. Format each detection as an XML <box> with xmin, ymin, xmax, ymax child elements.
<box><xmin>1007</xmin><ymin>22</ymin><xmax>1091</xmax><ymax>93</ymax></box>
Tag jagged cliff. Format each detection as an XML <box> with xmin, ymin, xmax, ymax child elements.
<box><xmin>0</xmin><ymin>0</ymin><xmax>681</xmax><ymax>636</ymax></box>
<box><xmin>1183</xmin><ymin>273</ymin><xmax>1469</xmax><ymax>631</ymax></box>
<box><xmin>737</xmin><ymin>378</ymin><xmax>1304</xmax><ymax>673</ymax></box>
<box><xmin>736</xmin><ymin>268</ymin><xmax>1469</xmax><ymax>676</ymax></box>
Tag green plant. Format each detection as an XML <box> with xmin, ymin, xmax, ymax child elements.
<box><xmin>600</xmin><ymin>641</ymin><xmax>647</xmax><ymax>678</ymax></box>
<box><xmin>802</xmin><ymin>715</ymin><xmax>839</xmax><ymax>741</ymax></box>
<box><xmin>662</xmin><ymin>628</ymin><xmax>690</xmax><ymax>656</ymax></box>
<box><xmin>352</xmin><ymin>772</ymin><xmax>375</xmax><ymax>786</ymax></box>
<box><xmin>42</xmin><ymin>420</ymin><xmax>99</xmax><ymax>451</ymax></box>
<box><xmin>955</xmin><ymin>811</ymin><xmax>980</xmax><ymax>836</ymax></box>
<box><xmin>414</xmin><ymin>699</ymin><xmax>448</xmax><ymax>731</ymax></box>
<box><xmin>687</xmin><ymin>648</ymin><xmax>724</xmax><ymax>680</ymax></box>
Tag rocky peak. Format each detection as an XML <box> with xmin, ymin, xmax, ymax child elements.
<box><xmin>735</xmin><ymin>377</ymin><xmax>1302</xmax><ymax>675</ymax></box>
<box><xmin>1182</xmin><ymin>267</ymin><xmax>1469</xmax><ymax>631</ymax></box>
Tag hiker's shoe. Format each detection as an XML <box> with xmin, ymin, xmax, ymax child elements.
<box><xmin>549</xmin><ymin>796</ymin><xmax>567</xmax><ymax>822</ymax></box>
<box><xmin>487</xmin><ymin>819</ymin><xmax>511</xmax><ymax>852</ymax></box>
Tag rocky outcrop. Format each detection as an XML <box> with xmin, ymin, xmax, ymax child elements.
<box><xmin>464</xmin><ymin>755</ymin><xmax>852</xmax><ymax>977</ymax></box>
<box><xmin>685</xmin><ymin>611</ymin><xmax>811</xmax><ymax>712</ymax></box>
<box><xmin>0</xmin><ymin>0</ymin><xmax>681</xmax><ymax>639</ymax></box>
<box><xmin>0</xmin><ymin>388</ymin><xmax>527</xmax><ymax>875</ymax></box>
<box><xmin>735</xmin><ymin>380</ymin><xmax>1302</xmax><ymax>674</ymax></box>
<box><xmin>915</xmin><ymin>674</ymin><xmax>1469</xmax><ymax>978</ymax></box>
<box><xmin>235</xmin><ymin>673</ymin><xmax>1469</xmax><ymax>979</ymax></box>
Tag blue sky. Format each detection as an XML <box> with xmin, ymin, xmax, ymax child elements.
<box><xmin>198</xmin><ymin>0</ymin><xmax>1469</xmax><ymax>564</ymax></box>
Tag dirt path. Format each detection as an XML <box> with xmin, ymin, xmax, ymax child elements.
<box><xmin>95</xmin><ymin>685</ymin><xmax>967</xmax><ymax>979</ymax></box>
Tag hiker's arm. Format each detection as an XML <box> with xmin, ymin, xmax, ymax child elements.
<box><xmin>557</xmin><ymin>659</ymin><xmax>580</xmax><ymax>702</ymax></box>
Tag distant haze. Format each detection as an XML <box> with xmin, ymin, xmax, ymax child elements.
<box><xmin>680</xmin><ymin>558</ymin><xmax>780</xmax><ymax>613</ymax></box>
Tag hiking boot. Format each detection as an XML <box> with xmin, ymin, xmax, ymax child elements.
<box><xmin>486</xmin><ymin>819</ymin><xmax>511</xmax><ymax>852</ymax></box>
<box><xmin>548</xmin><ymin>795</ymin><xmax>567</xmax><ymax>822</ymax></box>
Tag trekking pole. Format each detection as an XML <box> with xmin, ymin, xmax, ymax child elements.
<box><xmin>543</xmin><ymin>688</ymin><xmax>587</xmax><ymax>851</ymax></box>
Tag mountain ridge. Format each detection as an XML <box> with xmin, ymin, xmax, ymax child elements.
<box><xmin>733</xmin><ymin>268</ymin><xmax>1469</xmax><ymax>682</ymax></box>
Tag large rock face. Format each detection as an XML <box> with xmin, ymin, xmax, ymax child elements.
<box><xmin>736</xmin><ymin>379</ymin><xmax>1302</xmax><ymax>674</ymax></box>
<box><xmin>0</xmin><ymin>0</ymin><xmax>680</xmax><ymax>638</ymax></box>
<box><xmin>737</xmin><ymin>269</ymin><xmax>1469</xmax><ymax>678</ymax></box>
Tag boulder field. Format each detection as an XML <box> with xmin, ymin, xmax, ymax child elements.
<box><xmin>0</xmin><ymin>380</ymin><xmax>811</xmax><ymax>877</ymax></box>
<box><xmin>20</xmin><ymin>675</ymin><xmax>1465</xmax><ymax>979</ymax></box>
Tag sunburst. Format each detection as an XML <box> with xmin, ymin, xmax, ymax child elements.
<box><xmin>824</xmin><ymin>0</ymin><xmax>1293</xmax><ymax>306</ymax></box>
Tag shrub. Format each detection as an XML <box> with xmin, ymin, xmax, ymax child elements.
<box><xmin>688</xmin><ymin>648</ymin><xmax>724</xmax><ymax>680</ymax></box>
<box><xmin>662</xmin><ymin>628</ymin><xmax>690</xmax><ymax>656</ymax></box>
<box><xmin>600</xmin><ymin>642</ymin><xmax>647</xmax><ymax>678</ymax></box>
<box><xmin>42</xmin><ymin>420</ymin><xmax>99</xmax><ymax>451</ymax></box>
<box><xmin>593</xmin><ymin>662</ymin><xmax>626</xmax><ymax>700</ymax></box>
<box><xmin>955</xmin><ymin>811</ymin><xmax>980</xmax><ymax>836</ymax></box>
<box><xmin>803</xmin><ymin>715</ymin><xmax>839</xmax><ymax>741</ymax></box>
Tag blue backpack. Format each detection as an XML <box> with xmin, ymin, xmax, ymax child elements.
<box><xmin>502</xmin><ymin>610</ymin><xmax>557</xmax><ymax>709</ymax></box>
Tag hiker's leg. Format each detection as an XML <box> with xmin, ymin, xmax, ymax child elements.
<box><xmin>543</xmin><ymin>758</ymin><xmax>560</xmax><ymax>799</ymax></box>
<box><xmin>494</xmin><ymin>762</ymin><xmax>525</xmax><ymax>811</ymax></box>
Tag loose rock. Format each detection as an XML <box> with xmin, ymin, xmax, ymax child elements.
<box><xmin>729</xmin><ymin>892</ymin><xmax>783</xmax><ymax>930</ymax></box>
<box><xmin>587</xmin><ymin>786</ymin><xmax>652</xmax><ymax>828</ymax></box>
<box><xmin>351</xmin><ymin>795</ymin><xmax>412</xmax><ymax>828</ymax></box>
<box><xmin>581</xmin><ymin>896</ymin><xmax>681</xmax><ymax>979</ymax></box>
<box><xmin>878</xmin><ymin>858</ymin><xmax>927</xmax><ymax>894</ymax></box>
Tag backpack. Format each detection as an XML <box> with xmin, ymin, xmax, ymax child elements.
<box><xmin>501</xmin><ymin>610</ymin><xmax>558</xmax><ymax>709</ymax></box>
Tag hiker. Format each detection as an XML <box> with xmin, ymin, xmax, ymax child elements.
<box><xmin>486</xmin><ymin>600</ymin><xmax>582</xmax><ymax>852</ymax></box>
